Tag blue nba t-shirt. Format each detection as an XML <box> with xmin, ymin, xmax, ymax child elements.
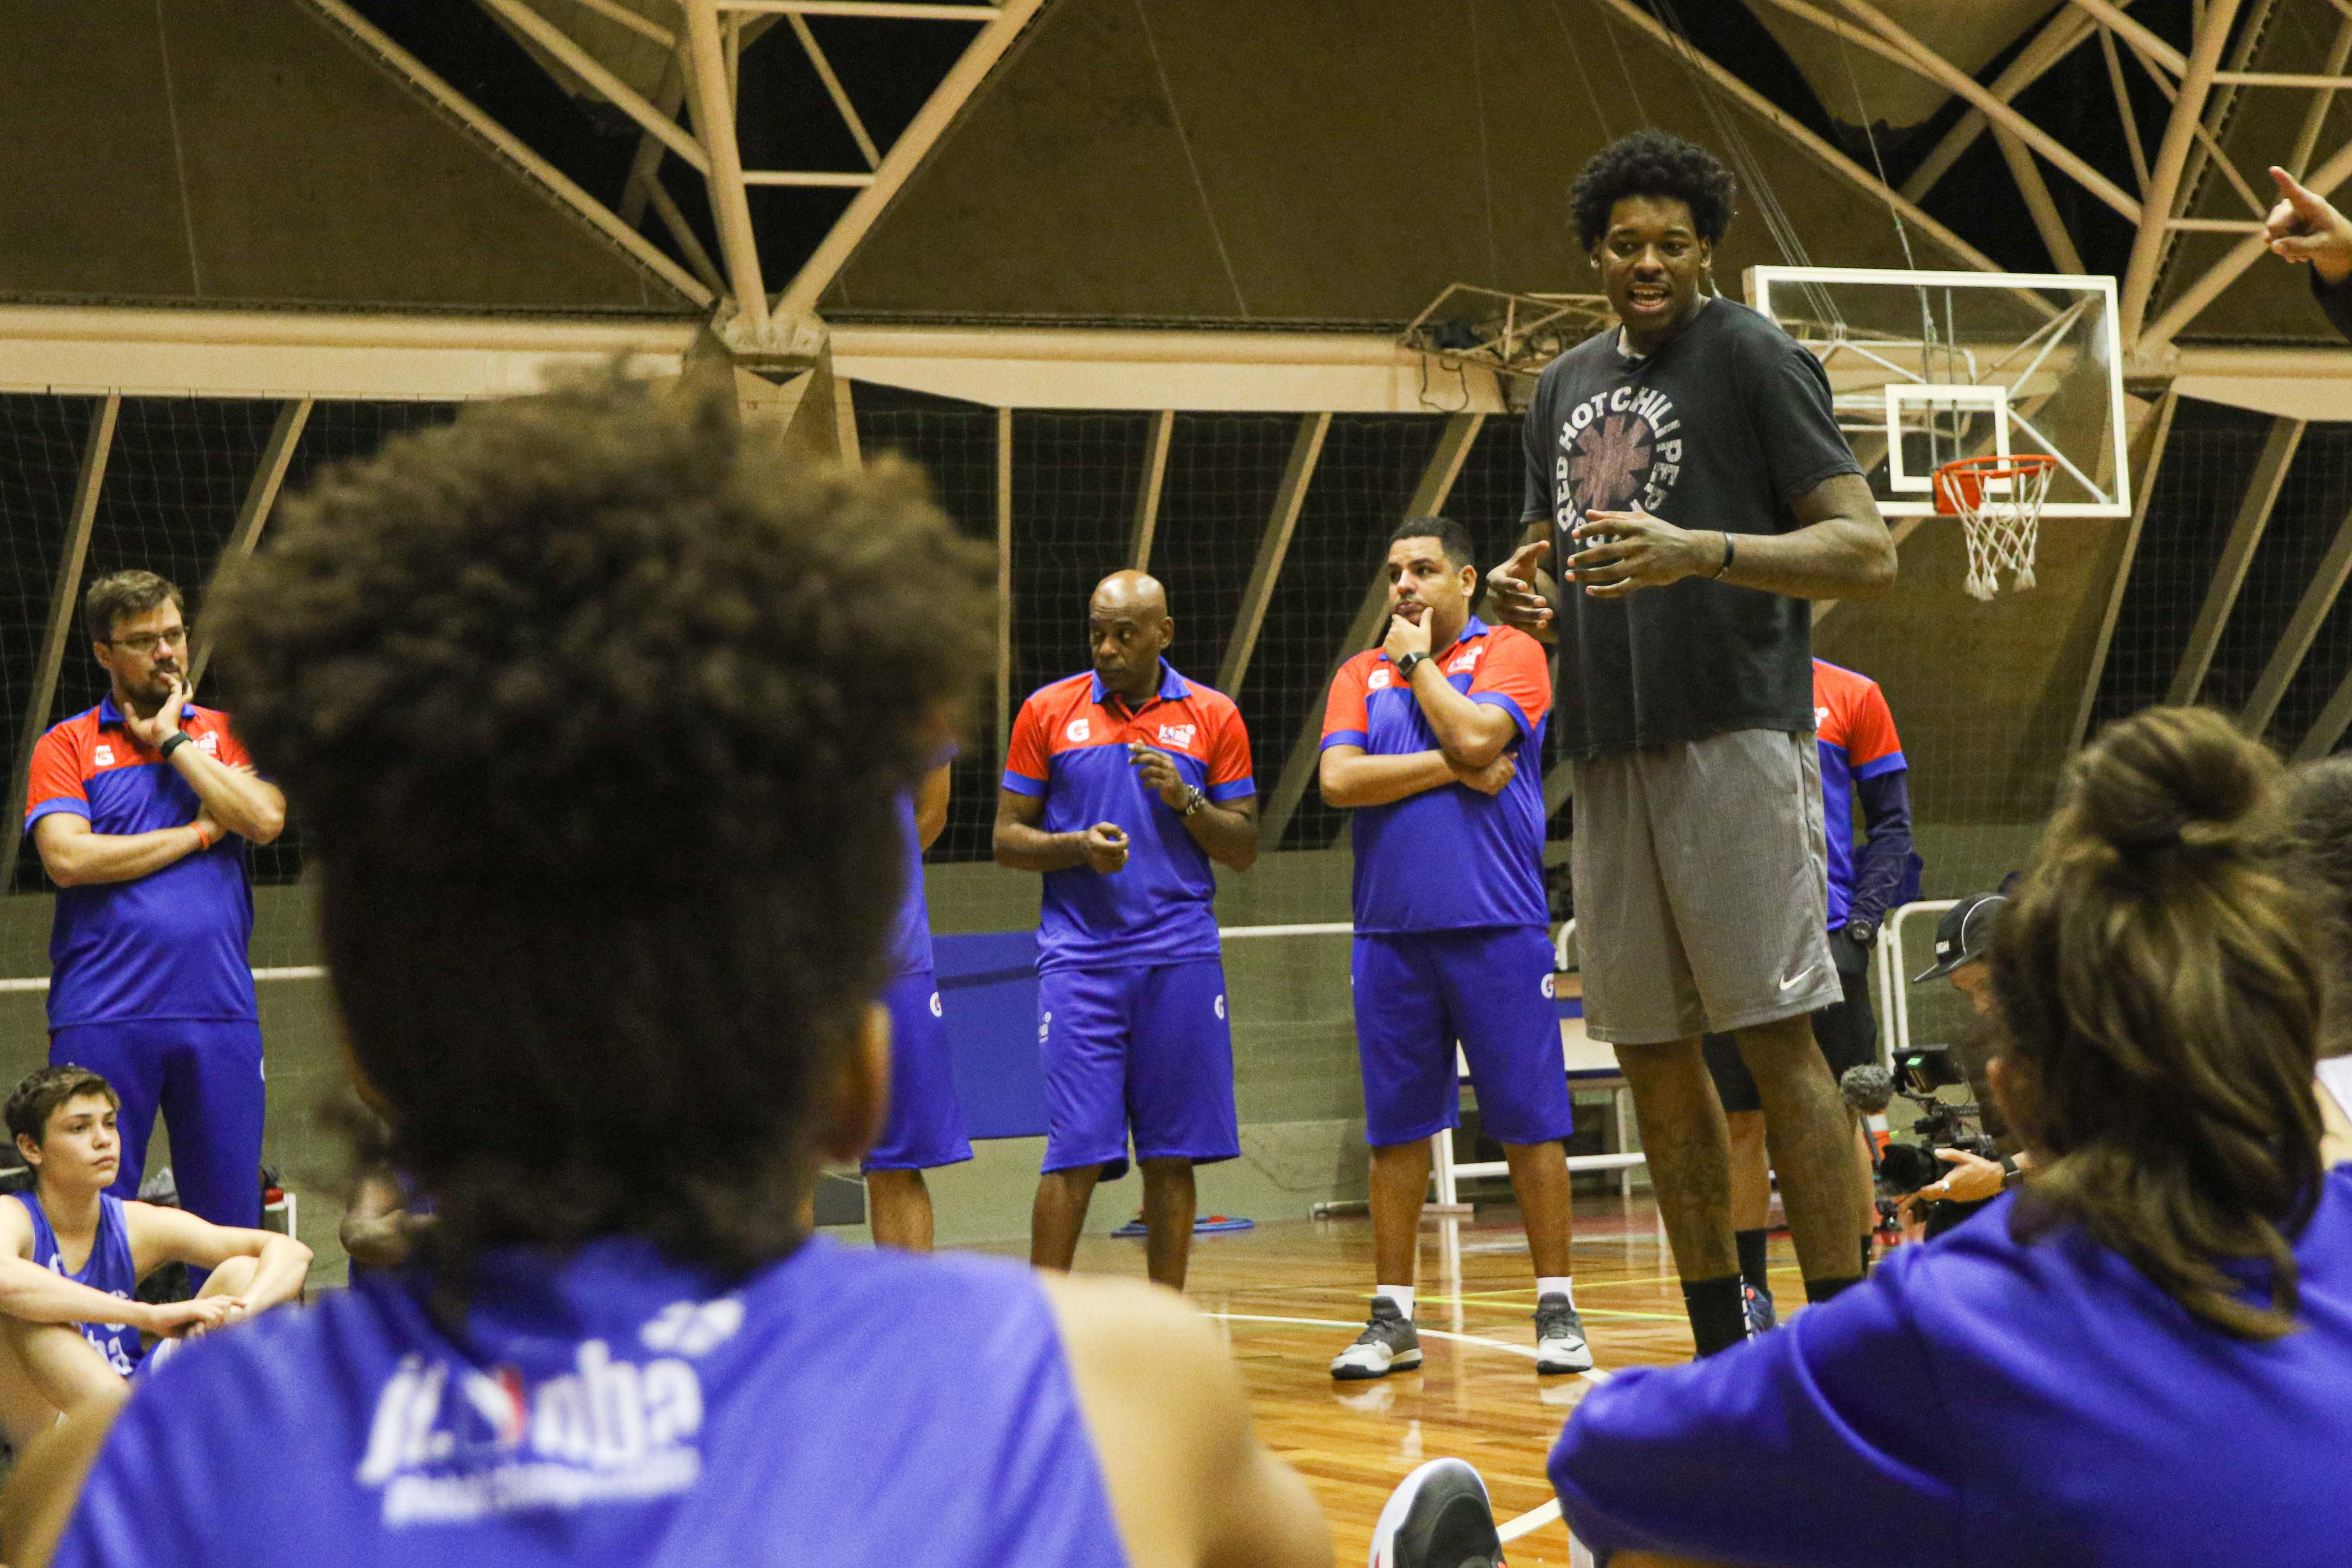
<box><xmin>24</xmin><ymin>698</ymin><xmax>257</xmax><ymax>1028</ymax></box>
<box><xmin>1552</xmin><ymin>1170</ymin><xmax>2352</xmax><ymax>1565</ymax></box>
<box><xmin>55</xmin><ymin>1236</ymin><xmax>1129</xmax><ymax>1568</ymax></box>
<box><xmin>1002</xmin><ymin>662</ymin><xmax>1254</xmax><ymax>974</ymax></box>
<box><xmin>1320</xmin><ymin>618</ymin><xmax>1551</xmax><ymax>934</ymax></box>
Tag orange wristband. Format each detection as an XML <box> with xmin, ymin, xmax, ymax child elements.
<box><xmin>190</xmin><ymin>824</ymin><xmax>213</xmax><ymax>852</ymax></box>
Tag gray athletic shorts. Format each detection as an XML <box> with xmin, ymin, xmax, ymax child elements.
<box><xmin>1570</xmin><ymin>727</ymin><xmax>1840</xmax><ymax>1045</ymax></box>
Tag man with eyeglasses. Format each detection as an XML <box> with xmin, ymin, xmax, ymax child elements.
<box><xmin>23</xmin><ymin>572</ymin><xmax>285</xmax><ymax>1233</ymax></box>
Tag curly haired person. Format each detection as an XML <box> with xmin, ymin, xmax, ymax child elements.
<box><xmin>0</xmin><ymin>376</ymin><xmax>1328</xmax><ymax>1568</ymax></box>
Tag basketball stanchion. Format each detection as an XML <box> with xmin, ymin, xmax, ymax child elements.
<box><xmin>1935</xmin><ymin>453</ymin><xmax>2055</xmax><ymax>602</ymax></box>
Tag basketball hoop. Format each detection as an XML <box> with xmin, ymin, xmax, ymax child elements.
<box><xmin>1935</xmin><ymin>454</ymin><xmax>2054</xmax><ymax>602</ymax></box>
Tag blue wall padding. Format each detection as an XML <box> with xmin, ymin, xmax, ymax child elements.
<box><xmin>935</xmin><ymin>930</ymin><xmax>1049</xmax><ymax>1140</ymax></box>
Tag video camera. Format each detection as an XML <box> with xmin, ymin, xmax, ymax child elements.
<box><xmin>1841</xmin><ymin>1047</ymin><xmax>1999</xmax><ymax>1227</ymax></box>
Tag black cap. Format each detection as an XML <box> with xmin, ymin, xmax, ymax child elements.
<box><xmin>1912</xmin><ymin>893</ymin><xmax>2007</xmax><ymax>983</ymax></box>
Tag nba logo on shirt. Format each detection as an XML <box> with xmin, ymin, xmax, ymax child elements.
<box><xmin>1368</xmin><ymin>669</ymin><xmax>1392</xmax><ymax>690</ymax></box>
<box><xmin>1158</xmin><ymin>723</ymin><xmax>1196</xmax><ymax>750</ymax></box>
<box><xmin>1447</xmin><ymin>645</ymin><xmax>1484</xmax><ymax>675</ymax></box>
<box><xmin>1065</xmin><ymin>717</ymin><xmax>1090</xmax><ymax>742</ymax></box>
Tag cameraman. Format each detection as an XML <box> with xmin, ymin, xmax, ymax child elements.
<box><xmin>1899</xmin><ymin>891</ymin><xmax>2028</xmax><ymax>1228</ymax></box>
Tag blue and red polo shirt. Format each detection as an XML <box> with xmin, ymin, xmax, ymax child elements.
<box><xmin>1321</xmin><ymin>617</ymin><xmax>1551</xmax><ymax>935</ymax></box>
<box><xmin>1814</xmin><ymin>658</ymin><xmax>1907</xmax><ymax>930</ymax></box>
<box><xmin>24</xmin><ymin>697</ymin><xmax>258</xmax><ymax>1028</ymax></box>
<box><xmin>1002</xmin><ymin>662</ymin><xmax>1254</xmax><ymax>975</ymax></box>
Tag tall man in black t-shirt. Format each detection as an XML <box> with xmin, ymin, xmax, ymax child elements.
<box><xmin>1489</xmin><ymin>131</ymin><xmax>1898</xmax><ymax>1356</ymax></box>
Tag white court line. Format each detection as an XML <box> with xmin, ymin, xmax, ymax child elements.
<box><xmin>1204</xmin><ymin>1311</ymin><xmax>1613</xmax><ymax>1546</ymax></box>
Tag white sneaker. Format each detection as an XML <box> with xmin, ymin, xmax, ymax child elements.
<box><xmin>1330</xmin><ymin>1297</ymin><xmax>1422</xmax><ymax>1380</ymax></box>
<box><xmin>1533</xmin><ymin>1292</ymin><xmax>1592</xmax><ymax>1373</ymax></box>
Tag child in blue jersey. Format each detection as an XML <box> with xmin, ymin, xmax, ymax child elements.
<box><xmin>1530</xmin><ymin>706</ymin><xmax>2352</xmax><ymax>1566</ymax></box>
<box><xmin>0</xmin><ymin>1065</ymin><xmax>310</xmax><ymax>1450</ymax></box>
<box><xmin>0</xmin><ymin>376</ymin><xmax>1330</xmax><ymax>1568</ymax></box>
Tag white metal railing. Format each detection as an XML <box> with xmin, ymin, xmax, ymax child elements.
<box><xmin>1433</xmin><ymin>919</ymin><xmax>1646</xmax><ymax>1201</ymax></box>
<box><xmin>1873</xmin><ymin>898</ymin><xmax>1958</xmax><ymax>1066</ymax></box>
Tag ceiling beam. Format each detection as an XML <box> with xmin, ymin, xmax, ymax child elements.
<box><xmin>683</xmin><ymin>0</ymin><xmax>770</xmax><ymax>331</ymax></box>
<box><xmin>2099</xmin><ymin>26</ymin><xmax>2154</xmax><ymax>195</ymax></box>
<box><xmin>1219</xmin><ymin>413</ymin><xmax>1331</xmax><ymax>698</ymax></box>
<box><xmin>295</xmin><ymin>0</ymin><xmax>713</xmax><ymax>307</ymax></box>
<box><xmin>1129</xmin><ymin>410</ymin><xmax>1174</xmax><ymax>573</ymax></box>
<box><xmin>1259</xmin><ymin>412</ymin><xmax>1484</xmax><ymax>849</ymax></box>
<box><xmin>1592</xmin><ymin>0</ymin><xmax>2010</xmax><ymax>277</ymax></box>
<box><xmin>1831</xmin><ymin>0</ymin><xmax>2142</xmax><ymax>222</ymax></box>
<box><xmin>1990</xmin><ymin>127</ymin><xmax>2086</xmax><ymax>272</ymax></box>
<box><xmin>1903</xmin><ymin>5</ymin><xmax>2104</xmax><ymax>201</ymax></box>
<box><xmin>2244</xmin><ymin>494</ymin><xmax>2352</xmax><ymax>738</ymax></box>
<box><xmin>476</xmin><ymin>0</ymin><xmax>709</xmax><ymax>173</ymax></box>
<box><xmin>774</xmin><ymin>0</ymin><xmax>1043</xmax><ymax>319</ymax></box>
<box><xmin>787</xmin><ymin>13</ymin><xmax>881</xmax><ymax>168</ymax></box>
<box><xmin>1</xmin><ymin>396</ymin><xmax>118</xmax><ymax>897</ymax></box>
<box><xmin>2286</xmin><ymin>12</ymin><xmax>2352</xmax><ymax>178</ymax></box>
<box><xmin>2121</xmin><ymin>0</ymin><xmax>2246</xmax><ymax>341</ymax></box>
<box><xmin>2070</xmin><ymin>389</ymin><xmax>2176</xmax><ymax>751</ymax></box>
<box><xmin>190</xmin><ymin>398</ymin><xmax>312</xmax><ymax>695</ymax></box>
<box><xmin>2069</xmin><ymin>0</ymin><xmax>2184</xmax><ymax>75</ymax></box>
<box><xmin>2167</xmin><ymin>412</ymin><xmax>2300</xmax><ymax>707</ymax></box>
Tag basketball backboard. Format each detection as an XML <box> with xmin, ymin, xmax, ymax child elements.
<box><xmin>1745</xmin><ymin>267</ymin><xmax>2130</xmax><ymax>520</ymax></box>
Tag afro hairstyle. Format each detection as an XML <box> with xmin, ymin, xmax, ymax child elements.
<box><xmin>1570</xmin><ymin>131</ymin><xmax>1738</xmax><ymax>253</ymax></box>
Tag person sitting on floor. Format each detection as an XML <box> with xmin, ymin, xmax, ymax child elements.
<box><xmin>0</xmin><ymin>1065</ymin><xmax>309</xmax><ymax>1450</ymax></box>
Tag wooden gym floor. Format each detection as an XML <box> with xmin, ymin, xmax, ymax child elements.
<box><xmin>974</xmin><ymin>1192</ymin><xmax>1808</xmax><ymax>1566</ymax></box>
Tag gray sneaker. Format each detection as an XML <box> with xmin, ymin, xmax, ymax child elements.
<box><xmin>1533</xmin><ymin>1291</ymin><xmax>1592</xmax><ymax>1373</ymax></box>
<box><xmin>1331</xmin><ymin>1297</ymin><xmax>1422</xmax><ymax>1380</ymax></box>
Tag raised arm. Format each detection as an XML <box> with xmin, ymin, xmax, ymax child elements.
<box><xmin>32</xmin><ymin>813</ymin><xmax>214</xmax><ymax>890</ymax></box>
<box><xmin>122</xmin><ymin>679</ymin><xmax>283</xmax><ymax>844</ymax></box>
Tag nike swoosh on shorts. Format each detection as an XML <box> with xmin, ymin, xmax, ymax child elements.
<box><xmin>1778</xmin><ymin>965</ymin><xmax>1817</xmax><ymax>992</ymax></box>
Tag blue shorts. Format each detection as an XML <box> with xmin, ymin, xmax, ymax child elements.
<box><xmin>1037</xmin><ymin>960</ymin><xmax>1240</xmax><ymax>1177</ymax></box>
<box><xmin>51</xmin><ymin>1018</ymin><xmax>265</xmax><ymax>1229</ymax></box>
<box><xmin>864</xmin><ymin>970</ymin><xmax>974</xmax><ymax>1173</ymax></box>
<box><xmin>1351</xmin><ymin>928</ymin><xmax>1576</xmax><ymax>1149</ymax></box>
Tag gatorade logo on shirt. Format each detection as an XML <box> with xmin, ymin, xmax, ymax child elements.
<box><xmin>353</xmin><ymin>1295</ymin><xmax>743</xmax><ymax>1526</ymax></box>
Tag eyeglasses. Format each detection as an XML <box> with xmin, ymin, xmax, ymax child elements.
<box><xmin>106</xmin><ymin>627</ymin><xmax>188</xmax><ymax>655</ymax></box>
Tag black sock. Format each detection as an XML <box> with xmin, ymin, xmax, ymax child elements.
<box><xmin>1682</xmin><ymin>1274</ymin><xmax>1748</xmax><ymax>1356</ymax></box>
<box><xmin>1805</xmin><ymin>1274</ymin><xmax>1866</xmax><ymax>1306</ymax></box>
<box><xmin>1735</xmin><ymin>1228</ymin><xmax>1770</xmax><ymax>1294</ymax></box>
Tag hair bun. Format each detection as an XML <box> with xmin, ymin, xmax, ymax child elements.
<box><xmin>2071</xmin><ymin>707</ymin><xmax>2276</xmax><ymax>857</ymax></box>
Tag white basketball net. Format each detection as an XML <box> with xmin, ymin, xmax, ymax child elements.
<box><xmin>1938</xmin><ymin>458</ymin><xmax>2053</xmax><ymax>602</ymax></box>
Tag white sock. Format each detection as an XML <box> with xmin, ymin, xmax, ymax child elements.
<box><xmin>1537</xmin><ymin>1276</ymin><xmax>1575</xmax><ymax>1307</ymax></box>
<box><xmin>1374</xmin><ymin>1283</ymin><xmax>1414</xmax><ymax>1320</ymax></box>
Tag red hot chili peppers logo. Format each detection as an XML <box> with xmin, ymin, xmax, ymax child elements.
<box><xmin>1554</xmin><ymin>385</ymin><xmax>1684</xmax><ymax>520</ymax></box>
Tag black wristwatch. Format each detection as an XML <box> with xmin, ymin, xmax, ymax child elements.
<box><xmin>1179</xmin><ymin>784</ymin><xmax>1208</xmax><ymax>818</ymax></box>
<box><xmin>1844</xmin><ymin>916</ymin><xmax>1878</xmax><ymax>949</ymax></box>
<box><xmin>1395</xmin><ymin>651</ymin><xmax>1429</xmax><ymax>681</ymax></box>
<box><xmin>159</xmin><ymin>732</ymin><xmax>192</xmax><ymax>760</ymax></box>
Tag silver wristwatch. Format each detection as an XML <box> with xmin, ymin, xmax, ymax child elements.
<box><xmin>1180</xmin><ymin>784</ymin><xmax>1209</xmax><ymax>817</ymax></box>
